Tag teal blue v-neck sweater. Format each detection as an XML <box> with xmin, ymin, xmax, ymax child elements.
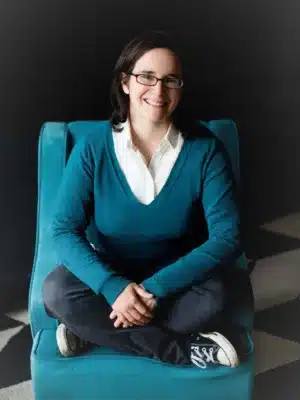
<box><xmin>50</xmin><ymin>122</ymin><xmax>241</xmax><ymax>305</ymax></box>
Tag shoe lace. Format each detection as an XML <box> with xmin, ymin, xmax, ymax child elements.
<box><xmin>191</xmin><ymin>346</ymin><xmax>217</xmax><ymax>369</ymax></box>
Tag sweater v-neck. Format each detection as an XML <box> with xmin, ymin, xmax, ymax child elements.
<box><xmin>105</xmin><ymin>123</ymin><xmax>192</xmax><ymax>208</ymax></box>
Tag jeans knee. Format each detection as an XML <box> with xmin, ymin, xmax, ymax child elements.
<box><xmin>207</xmin><ymin>288</ymin><xmax>225</xmax><ymax>317</ymax></box>
<box><xmin>43</xmin><ymin>265</ymin><xmax>70</xmax><ymax>318</ymax></box>
<box><xmin>191</xmin><ymin>278</ymin><xmax>226</xmax><ymax>328</ymax></box>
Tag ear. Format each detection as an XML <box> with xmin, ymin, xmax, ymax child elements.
<box><xmin>120</xmin><ymin>72</ymin><xmax>130</xmax><ymax>95</ymax></box>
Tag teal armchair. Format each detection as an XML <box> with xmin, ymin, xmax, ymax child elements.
<box><xmin>29</xmin><ymin>120</ymin><xmax>254</xmax><ymax>399</ymax></box>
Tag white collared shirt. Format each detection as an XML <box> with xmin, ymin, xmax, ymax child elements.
<box><xmin>112</xmin><ymin>120</ymin><xmax>184</xmax><ymax>205</ymax></box>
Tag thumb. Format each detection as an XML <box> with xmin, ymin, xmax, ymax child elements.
<box><xmin>135</xmin><ymin>285</ymin><xmax>153</xmax><ymax>298</ymax></box>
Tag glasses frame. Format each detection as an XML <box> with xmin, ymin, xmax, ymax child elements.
<box><xmin>128</xmin><ymin>73</ymin><xmax>184</xmax><ymax>89</ymax></box>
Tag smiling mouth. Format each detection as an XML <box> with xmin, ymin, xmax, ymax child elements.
<box><xmin>144</xmin><ymin>99</ymin><xmax>166</xmax><ymax>107</ymax></box>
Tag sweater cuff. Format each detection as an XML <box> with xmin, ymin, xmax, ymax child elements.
<box><xmin>141</xmin><ymin>276</ymin><xmax>167</xmax><ymax>298</ymax></box>
<box><xmin>100</xmin><ymin>276</ymin><xmax>132</xmax><ymax>305</ymax></box>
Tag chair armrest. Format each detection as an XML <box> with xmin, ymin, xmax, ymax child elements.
<box><xmin>29</xmin><ymin>122</ymin><xmax>68</xmax><ymax>337</ymax></box>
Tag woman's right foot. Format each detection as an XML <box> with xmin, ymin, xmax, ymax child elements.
<box><xmin>190</xmin><ymin>331</ymin><xmax>240</xmax><ymax>369</ymax></box>
<box><xmin>56</xmin><ymin>323</ymin><xmax>88</xmax><ymax>357</ymax></box>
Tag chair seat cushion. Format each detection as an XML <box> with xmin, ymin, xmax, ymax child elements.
<box><xmin>31</xmin><ymin>329</ymin><xmax>254</xmax><ymax>400</ymax></box>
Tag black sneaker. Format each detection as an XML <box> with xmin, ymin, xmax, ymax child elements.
<box><xmin>56</xmin><ymin>323</ymin><xmax>88</xmax><ymax>357</ymax></box>
<box><xmin>190</xmin><ymin>331</ymin><xmax>240</xmax><ymax>369</ymax></box>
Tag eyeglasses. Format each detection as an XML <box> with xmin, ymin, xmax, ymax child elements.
<box><xmin>128</xmin><ymin>73</ymin><xmax>183</xmax><ymax>89</ymax></box>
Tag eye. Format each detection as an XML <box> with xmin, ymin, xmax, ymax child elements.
<box><xmin>164</xmin><ymin>77</ymin><xmax>177</xmax><ymax>83</ymax></box>
<box><xmin>140</xmin><ymin>74</ymin><xmax>156</xmax><ymax>82</ymax></box>
<box><xmin>163</xmin><ymin>77</ymin><xmax>182</xmax><ymax>88</ymax></box>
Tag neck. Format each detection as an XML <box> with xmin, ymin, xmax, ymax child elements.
<box><xmin>128</xmin><ymin>114</ymin><xmax>171</xmax><ymax>145</ymax></box>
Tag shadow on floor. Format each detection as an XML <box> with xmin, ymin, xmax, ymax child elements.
<box><xmin>254</xmin><ymin>297</ymin><xmax>300</xmax><ymax>343</ymax></box>
<box><xmin>0</xmin><ymin>324</ymin><xmax>32</xmax><ymax>389</ymax></box>
<box><xmin>0</xmin><ymin>314</ymin><xmax>23</xmax><ymax>332</ymax></box>
<box><xmin>254</xmin><ymin>359</ymin><xmax>300</xmax><ymax>400</ymax></box>
<box><xmin>251</xmin><ymin>227</ymin><xmax>300</xmax><ymax>260</ymax></box>
<box><xmin>0</xmin><ymin>281</ymin><xmax>29</xmax><ymax>315</ymax></box>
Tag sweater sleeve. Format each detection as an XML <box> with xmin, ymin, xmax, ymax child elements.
<box><xmin>142</xmin><ymin>139</ymin><xmax>241</xmax><ymax>298</ymax></box>
<box><xmin>49</xmin><ymin>135</ymin><xmax>131</xmax><ymax>305</ymax></box>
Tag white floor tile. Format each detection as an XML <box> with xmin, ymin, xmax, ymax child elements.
<box><xmin>5</xmin><ymin>309</ymin><xmax>29</xmax><ymax>325</ymax></box>
<box><xmin>262</xmin><ymin>212</ymin><xmax>300</xmax><ymax>239</ymax></box>
<box><xmin>251</xmin><ymin>250</ymin><xmax>300</xmax><ymax>311</ymax></box>
<box><xmin>0</xmin><ymin>381</ymin><xmax>32</xmax><ymax>400</ymax></box>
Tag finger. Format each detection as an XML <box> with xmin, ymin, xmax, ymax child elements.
<box><xmin>115</xmin><ymin>314</ymin><xmax>133</xmax><ymax>328</ymax></box>
<box><xmin>123</xmin><ymin>322</ymin><xmax>134</xmax><ymax>328</ymax></box>
<box><xmin>125</xmin><ymin>311</ymin><xmax>145</xmax><ymax>325</ymax></box>
<box><xmin>146</xmin><ymin>298</ymin><xmax>157</xmax><ymax>311</ymax></box>
<box><xmin>123</xmin><ymin>320</ymin><xmax>134</xmax><ymax>328</ymax></box>
<box><xmin>114</xmin><ymin>315</ymin><xmax>126</xmax><ymax>328</ymax></box>
<box><xmin>112</xmin><ymin>311</ymin><xmax>126</xmax><ymax>327</ymax></box>
<box><xmin>109</xmin><ymin>310</ymin><xmax>117</xmax><ymax>319</ymax></box>
<box><xmin>129</xmin><ymin>307</ymin><xmax>151</xmax><ymax>324</ymax></box>
<box><xmin>114</xmin><ymin>318</ymin><xmax>123</xmax><ymax>328</ymax></box>
<box><xmin>119</xmin><ymin>314</ymin><xmax>133</xmax><ymax>328</ymax></box>
<box><xmin>141</xmin><ymin>296</ymin><xmax>156</xmax><ymax>311</ymax></box>
<box><xmin>133</xmin><ymin>301</ymin><xmax>153</xmax><ymax>318</ymax></box>
<box><xmin>135</xmin><ymin>285</ymin><xmax>153</xmax><ymax>299</ymax></box>
<box><xmin>124</xmin><ymin>311</ymin><xmax>145</xmax><ymax>326</ymax></box>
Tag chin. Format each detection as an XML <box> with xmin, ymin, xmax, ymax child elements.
<box><xmin>144</xmin><ymin>111</ymin><xmax>170</xmax><ymax>123</ymax></box>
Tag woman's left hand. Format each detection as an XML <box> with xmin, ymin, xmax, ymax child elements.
<box><xmin>110</xmin><ymin>284</ymin><xmax>157</xmax><ymax>328</ymax></box>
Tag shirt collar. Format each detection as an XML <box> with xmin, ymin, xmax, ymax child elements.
<box><xmin>121</xmin><ymin>120</ymin><xmax>179</xmax><ymax>152</ymax></box>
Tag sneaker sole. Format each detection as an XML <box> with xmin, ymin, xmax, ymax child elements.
<box><xmin>56</xmin><ymin>324</ymin><xmax>76</xmax><ymax>357</ymax></box>
<box><xmin>200</xmin><ymin>332</ymin><xmax>239</xmax><ymax>367</ymax></box>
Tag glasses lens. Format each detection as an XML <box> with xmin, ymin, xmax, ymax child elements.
<box><xmin>137</xmin><ymin>74</ymin><xmax>157</xmax><ymax>86</ymax></box>
<box><xmin>164</xmin><ymin>78</ymin><xmax>183</xmax><ymax>88</ymax></box>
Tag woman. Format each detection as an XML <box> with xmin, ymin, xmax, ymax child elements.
<box><xmin>43</xmin><ymin>30</ymin><xmax>242</xmax><ymax>369</ymax></box>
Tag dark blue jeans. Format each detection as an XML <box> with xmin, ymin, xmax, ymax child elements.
<box><xmin>43</xmin><ymin>265</ymin><xmax>226</xmax><ymax>365</ymax></box>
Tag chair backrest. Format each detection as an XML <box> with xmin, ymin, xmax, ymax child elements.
<box><xmin>29</xmin><ymin>119</ymin><xmax>245</xmax><ymax>337</ymax></box>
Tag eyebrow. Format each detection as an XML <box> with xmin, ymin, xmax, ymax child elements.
<box><xmin>139</xmin><ymin>70</ymin><xmax>181</xmax><ymax>78</ymax></box>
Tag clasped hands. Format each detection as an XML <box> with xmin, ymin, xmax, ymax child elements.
<box><xmin>109</xmin><ymin>283</ymin><xmax>157</xmax><ymax>328</ymax></box>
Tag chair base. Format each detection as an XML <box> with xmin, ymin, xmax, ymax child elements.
<box><xmin>31</xmin><ymin>329</ymin><xmax>254</xmax><ymax>400</ymax></box>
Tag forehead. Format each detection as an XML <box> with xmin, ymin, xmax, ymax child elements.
<box><xmin>133</xmin><ymin>48</ymin><xmax>182</xmax><ymax>76</ymax></box>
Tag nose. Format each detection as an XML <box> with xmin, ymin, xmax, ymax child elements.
<box><xmin>153</xmin><ymin>80</ymin><xmax>164</xmax><ymax>94</ymax></box>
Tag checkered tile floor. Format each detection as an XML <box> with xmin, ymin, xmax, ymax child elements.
<box><xmin>1</xmin><ymin>213</ymin><xmax>300</xmax><ymax>399</ymax></box>
<box><xmin>252</xmin><ymin>213</ymin><xmax>300</xmax><ymax>399</ymax></box>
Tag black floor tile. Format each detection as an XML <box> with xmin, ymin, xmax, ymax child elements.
<box><xmin>0</xmin><ymin>325</ymin><xmax>32</xmax><ymax>389</ymax></box>
<box><xmin>254</xmin><ymin>359</ymin><xmax>300</xmax><ymax>400</ymax></box>
<box><xmin>0</xmin><ymin>314</ymin><xmax>23</xmax><ymax>332</ymax></box>
<box><xmin>254</xmin><ymin>298</ymin><xmax>300</xmax><ymax>343</ymax></box>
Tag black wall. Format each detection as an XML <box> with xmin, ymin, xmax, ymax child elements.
<box><xmin>1</xmin><ymin>1</ymin><xmax>300</xmax><ymax>293</ymax></box>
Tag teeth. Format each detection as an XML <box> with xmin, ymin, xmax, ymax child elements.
<box><xmin>145</xmin><ymin>100</ymin><xmax>165</xmax><ymax>107</ymax></box>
